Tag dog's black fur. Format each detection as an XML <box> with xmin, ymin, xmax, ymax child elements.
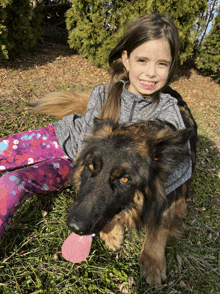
<box><xmin>66</xmin><ymin>89</ymin><xmax>197</xmax><ymax>285</ymax></box>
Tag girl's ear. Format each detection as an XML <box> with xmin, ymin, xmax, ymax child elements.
<box><xmin>121</xmin><ymin>50</ymin><xmax>130</xmax><ymax>72</ymax></box>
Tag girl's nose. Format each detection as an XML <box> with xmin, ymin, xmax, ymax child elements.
<box><xmin>145</xmin><ymin>63</ymin><xmax>156</xmax><ymax>77</ymax></box>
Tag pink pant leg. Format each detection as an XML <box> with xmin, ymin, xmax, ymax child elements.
<box><xmin>0</xmin><ymin>158</ymin><xmax>72</xmax><ymax>238</ymax></box>
<box><xmin>0</xmin><ymin>124</ymin><xmax>67</xmax><ymax>171</ymax></box>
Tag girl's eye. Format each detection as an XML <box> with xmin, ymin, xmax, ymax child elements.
<box><xmin>159</xmin><ymin>62</ymin><xmax>169</xmax><ymax>67</ymax></box>
<box><xmin>88</xmin><ymin>163</ymin><xmax>94</xmax><ymax>171</ymax></box>
<box><xmin>119</xmin><ymin>177</ymin><xmax>129</xmax><ymax>184</ymax></box>
<box><xmin>138</xmin><ymin>59</ymin><xmax>146</xmax><ymax>63</ymax></box>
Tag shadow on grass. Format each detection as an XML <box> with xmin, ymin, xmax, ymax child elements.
<box><xmin>0</xmin><ymin>42</ymin><xmax>77</xmax><ymax>71</ymax></box>
<box><xmin>189</xmin><ymin>134</ymin><xmax>220</xmax><ymax>221</ymax></box>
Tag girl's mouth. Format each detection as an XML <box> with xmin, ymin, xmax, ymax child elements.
<box><xmin>140</xmin><ymin>80</ymin><xmax>158</xmax><ymax>90</ymax></box>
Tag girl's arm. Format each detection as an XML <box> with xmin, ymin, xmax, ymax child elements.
<box><xmin>162</xmin><ymin>86</ymin><xmax>197</xmax><ymax>170</ymax></box>
<box><xmin>149</xmin><ymin>89</ymin><xmax>197</xmax><ymax>195</ymax></box>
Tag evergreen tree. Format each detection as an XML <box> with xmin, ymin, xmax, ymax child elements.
<box><xmin>195</xmin><ymin>0</ymin><xmax>219</xmax><ymax>52</ymax></box>
<box><xmin>0</xmin><ymin>0</ymin><xmax>11</xmax><ymax>59</ymax></box>
<box><xmin>65</xmin><ymin>0</ymin><xmax>207</xmax><ymax>67</ymax></box>
<box><xmin>196</xmin><ymin>9</ymin><xmax>220</xmax><ymax>81</ymax></box>
<box><xmin>0</xmin><ymin>0</ymin><xmax>43</xmax><ymax>60</ymax></box>
<box><xmin>148</xmin><ymin>0</ymin><xmax>207</xmax><ymax>63</ymax></box>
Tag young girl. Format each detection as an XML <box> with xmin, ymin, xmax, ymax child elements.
<box><xmin>0</xmin><ymin>13</ymin><xmax>194</xmax><ymax>238</ymax></box>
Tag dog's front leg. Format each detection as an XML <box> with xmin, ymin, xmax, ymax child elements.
<box><xmin>100</xmin><ymin>215</ymin><xmax>124</xmax><ymax>251</ymax></box>
<box><xmin>140</xmin><ymin>223</ymin><xmax>169</xmax><ymax>285</ymax></box>
<box><xmin>141</xmin><ymin>188</ymin><xmax>188</xmax><ymax>286</ymax></box>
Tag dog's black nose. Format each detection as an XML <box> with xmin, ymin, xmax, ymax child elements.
<box><xmin>67</xmin><ymin>219</ymin><xmax>89</xmax><ymax>235</ymax></box>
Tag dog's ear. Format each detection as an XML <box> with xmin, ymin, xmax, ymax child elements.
<box><xmin>93</xmin><ymin>117</ymin><xmax>104</xmax><ymax>129</ymax></box>
<box><xmin>93</xmin><ymin>117</ymin><xmax>117</xmax><ymax>135</ymax></box>
<box><xmin>153</xmin><ymin>127</ymin><xmax>192</xmax><ymax>147</ymax></box>
<box><xmin>147</xmin><ymin>128</ymin><xmax>192</xmax><ymax>173</ymax></box>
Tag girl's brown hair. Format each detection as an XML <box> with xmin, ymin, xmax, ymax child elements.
<box><xmin>100</xmin><ymin>13</ymin><xmax>180</xmax><ymax>123</ymax></box>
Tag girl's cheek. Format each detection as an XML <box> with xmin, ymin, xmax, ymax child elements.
<box><xmin>159</xmin><ymin>68</ymin><xmax>170</xmax><ymax>79</ymax></box>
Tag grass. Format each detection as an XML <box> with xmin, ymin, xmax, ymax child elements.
<box><xmin>0</xmin><ymin>107</ymin><xmax>219</xmax><ymax>294</ymax></box>
<box><xmin>0</xmin><ymin>73</ymin><xmax>220</xmax><ymax>293</ymax></box>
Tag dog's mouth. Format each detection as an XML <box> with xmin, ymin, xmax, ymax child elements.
<box><xmin>63</xmin><ymin>209</ymin><xmax>109</xmax><ymax>263</ymax></box>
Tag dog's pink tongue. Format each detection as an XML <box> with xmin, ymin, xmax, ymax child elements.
<box><xmin>62</xmin><ymin>233</ymin><xmax>92</xmax><ymax>263</ymax></box>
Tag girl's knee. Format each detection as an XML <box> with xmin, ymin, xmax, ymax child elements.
<box><xmin>0</xmin><ymin>172</ymin><xmax>20</xmax><ymax>193</ymax></box>
<box><xmin>0</xmin><ymin>172</ymin><xmax>25</xmax><ymax>211</ymax></box>
<box><xmin>0</xmin><ymin>172</ymin><xmax>25</xmax><ymax>237</ymax></box>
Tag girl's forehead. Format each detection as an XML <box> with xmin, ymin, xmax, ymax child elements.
<box><xmin>131</xmin><ymin>38</ymin><xmax>171</xmax><ymax>60</ymax></box>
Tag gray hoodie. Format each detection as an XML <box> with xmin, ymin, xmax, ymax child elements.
<box><xmin>53</xmin><ymin>84</ymin><xmax>192</xmax><ymax>195</ymax></box>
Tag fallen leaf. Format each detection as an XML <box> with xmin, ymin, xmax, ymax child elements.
<box><xmin>41</xmin><ymin>210</ymin><xmax>48</xmax><ymax>217</ymax></box>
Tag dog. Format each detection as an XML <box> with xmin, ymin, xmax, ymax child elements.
<box><xmin>31</xmin><ymin>86</ymin><xmax>197</xmax><ymax>286</ymax></box>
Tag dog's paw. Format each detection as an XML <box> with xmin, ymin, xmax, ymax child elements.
<box><xmin>100</xmin><ymin>223</ymin><xmax>124</xmax><ymax>251</ymax></box>
<box><xmin>140</xmin><ymin>251</ymin><xmax>166</xmax><ymax>285</ymax></box>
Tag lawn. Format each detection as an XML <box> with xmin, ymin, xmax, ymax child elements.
<box><xmin>0</xmin><ymin>44</ymin><xmax>220</xmax><ymax>294</ymax></box>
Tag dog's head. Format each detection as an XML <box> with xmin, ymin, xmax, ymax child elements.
<box><xmin>67</xmin><ymin>118</ymin><xmax>192</xmax><ymax>235</ymax></box>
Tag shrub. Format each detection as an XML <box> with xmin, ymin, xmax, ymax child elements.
<box><xmin>0</xmin><ymin>0</ymin><xmax>43</xmax><ymax>60</ymax></box>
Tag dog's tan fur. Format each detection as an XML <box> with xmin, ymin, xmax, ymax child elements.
<box><xmin>29</xmin><ymin>91</ymin><xmax>90</xmax><ymax>117</ymax></box>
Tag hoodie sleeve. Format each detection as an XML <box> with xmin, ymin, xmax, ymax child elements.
<box><xmin>53</xmin><ymin>85</ymin><xmax>106</xmax><ymax>160</ymax></box>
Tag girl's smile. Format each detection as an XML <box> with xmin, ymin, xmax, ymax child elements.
<box><xmin>140</xmin><ymin>80</ymin><xmax>158</xmax><ymax>90</ymax></box>
<box><xmin>122</xmin><ymin>38</ymin><xmax>172</xmax><ymax>96</ymax></box>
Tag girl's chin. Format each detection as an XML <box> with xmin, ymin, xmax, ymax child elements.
<box><xmin>139</xmin><ymin>86</ymin><xmax>159</xmax><ymax>96</ymax></box>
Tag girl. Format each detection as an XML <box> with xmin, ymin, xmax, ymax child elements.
<box><xmin>0</xmin><ymin>13</ymin><xmax>194</xmax><ymax>238</ymax></box>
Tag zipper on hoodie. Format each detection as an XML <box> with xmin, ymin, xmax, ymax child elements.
<box><xmin>129</xmin><ymin>101</ymin><xmax>137</xmax><ymax>122</ymax></box>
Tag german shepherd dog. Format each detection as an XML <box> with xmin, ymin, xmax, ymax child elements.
<box><xmin>32</xmin><ymin>87</ymin><xmax>197</xmax><ymax>285</ymax></box>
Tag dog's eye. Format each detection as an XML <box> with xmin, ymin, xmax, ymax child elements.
<box><xmin>119</xmin><ymin>177</ymin><xmax>129</xmax><ymax>184</ymax></box>
<box><xmin>88</xmin><ymin>163</ymin><xmax>94</xmax><ymax>171</ymax></box>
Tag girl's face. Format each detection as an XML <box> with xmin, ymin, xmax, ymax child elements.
<box><xmin>122</xmin><ymin>38</ymin><xmax>172</xmax><ymax>96</ymax></box>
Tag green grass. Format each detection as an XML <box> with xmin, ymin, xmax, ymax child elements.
<box><xmin>0</xmin><ymin>106</ymin><xmax>220</xmax><ymax>293</ymax></box>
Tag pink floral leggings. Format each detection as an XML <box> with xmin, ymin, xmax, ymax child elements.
<box><xmin>0</xmin><ymin>124</ymin><xmax>72</xmax><ymax>238</ymax></box>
